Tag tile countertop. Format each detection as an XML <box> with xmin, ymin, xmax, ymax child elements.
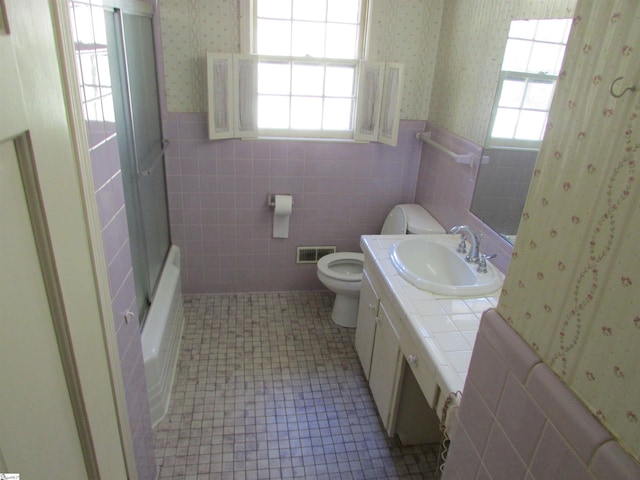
<box><xmin>360</xmin><ymin>234</ymin><xmax>504</xmax><ymax>398</ymax></box>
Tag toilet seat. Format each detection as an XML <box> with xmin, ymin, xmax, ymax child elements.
<box><xmin>316</xmin><ymin>204</ymin><xmax>444</xmax><ymax>328</ymax></box>
<box><xmin>317</xmin><ymin>252</ymin><xmax>365</xmax><ymax>282</ymax></box>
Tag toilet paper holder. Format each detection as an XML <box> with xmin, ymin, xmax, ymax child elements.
<box><xmin>267</xmin><ymin>193</ymin><xmax>293</xmax><ymax>207</ymax></box>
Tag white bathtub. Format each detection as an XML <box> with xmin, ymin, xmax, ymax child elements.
<box><xmin>141</xmin><ymin>245</ymin><xmax>184</xmax><ymax>427</ymax></box>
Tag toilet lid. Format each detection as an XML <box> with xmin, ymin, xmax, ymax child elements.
<box><xmin>381</xmin><ymin>206</ymin><xmax>407</xmax><ymax>235</ymax></box>
<box><xmin>404</xmin><ymin>205</ymin><xmax>445</xmax><ymax>234</ymax></box>
<box><xmin>388</xmin><ymin>204</ymin><xmax>445</xmax><ymax>234</ymax></box>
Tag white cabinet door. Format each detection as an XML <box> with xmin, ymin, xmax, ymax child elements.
<box><xmin>355</xmin><ymin>270</ymin><xmax>379</xmax><ymax>379</ymax></box>
<box><xmin>369</xmin><ymin>303</ymin><xmax>403</xmax><ymax>434</ymax></box>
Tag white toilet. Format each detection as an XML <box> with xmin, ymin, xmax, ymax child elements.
<box><xmin>317</xmin><ymin>204</ymin><xmax>445</xmax><ymax>327</ymax></box>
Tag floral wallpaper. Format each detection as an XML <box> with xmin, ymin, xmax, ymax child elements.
<box><xmin>429</xmin><ymin>0</ymin><xmax>576</xmax><ymax>145</ymax></box>
<box><xmin>158</xmin><ymin>0</ymin><xmax>443</xmax><ymax>118</ymax></box>
<box><xmin>498</xmin><ymin>0</ymin><xmax>640</xmax><ymax>460</ymax></box>
<box><xmin>365</xmin><ymin>0</ymin><xmax>443</xmax><ymax>120</ymax></box>
<box><xmin>159</xmin><ymin>0</ymin><xmax>240</xmax><ymax>112</ymax></box>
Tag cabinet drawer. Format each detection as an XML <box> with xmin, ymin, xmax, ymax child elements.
<box><xmin>401</xmin><ymin>333</ymin><xmax>439</xmax><ymax>408</ymax></box>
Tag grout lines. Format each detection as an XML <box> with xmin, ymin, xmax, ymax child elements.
<box><xmin>154</xmin><ymin>292</ymin><xmax>439</xmax><ymax>479</ymax></box>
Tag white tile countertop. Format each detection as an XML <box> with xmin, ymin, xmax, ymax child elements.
<box><xmin>360</xmin><ymin>234</ymin><xmax>504</xmax><ymax>397</ymax></box>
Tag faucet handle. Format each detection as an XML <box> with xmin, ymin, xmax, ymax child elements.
<box><xmin>477</xmin><ymin>253</ymin><xmax>497</xmax><ymax>273</ymax></box>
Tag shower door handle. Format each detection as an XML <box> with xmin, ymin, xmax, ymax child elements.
<box><xmin>138</xmin><ymin>139</ymin><xmax>170</xmax><ymax>177</ymax></box>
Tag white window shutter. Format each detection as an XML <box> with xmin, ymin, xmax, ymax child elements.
<box><xmin>378</xmin><ymin>62</ymin><xmax>403</xmax><ymax>146</ymax></box>
<box><xmin>233</xmin><ymin>54</ymin><xmax>258</xmax><ymax>138</ymax></box>
<box><xmin>354</xmin><ymin>61</ymin><xmax>384</xmax><ymax>142</ymax></box>
<box><xmin>207</xmin><ymin>53</ymin><xmax>234</xmax><ymax>140</ymax></box>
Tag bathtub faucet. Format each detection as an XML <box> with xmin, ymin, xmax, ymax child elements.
<box><xmin>449</xmin><ymin>225</ymin><xmax>481</xmax><ymax>263</ymax></box>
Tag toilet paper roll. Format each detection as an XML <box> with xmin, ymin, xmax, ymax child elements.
<box><xmin>273</xmin><ymin>194</ymin><xmax>293</xmax><ymax>238</ymax></box>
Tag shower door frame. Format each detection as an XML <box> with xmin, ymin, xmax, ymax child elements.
<box><xmin>105</xmin><ymin>0</ymin><xmax>172</xmax><ymax>329</ymax></box>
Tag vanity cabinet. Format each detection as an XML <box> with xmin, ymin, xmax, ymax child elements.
<box><xmin>357</xmin><ymin>234</ymin><xmax>502</xmax><ymax>444</ymax></box>
<box><xmin>368</xmin><ymin>303</ymin><xmax>403</xmax><ymax>434</ymax></box>
<box><xmin>356</xmin><ymin>262</ymin><xmax>443</xmax><ymax>444</ymax></box>
<box><xmin>354</xmin><ymin>270</ymin><xmax>379</xmax><ymax>380</ymax></box>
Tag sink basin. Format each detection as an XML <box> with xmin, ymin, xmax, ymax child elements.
<box><xmin>390</xmin><ymin>237</ymin><xmax>502</xmax><ymax>296</ymax></box>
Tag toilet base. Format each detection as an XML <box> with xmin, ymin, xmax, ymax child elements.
<box><xmin>330</xmin><ymin>293</ymin><xmax>359</xmax><ymax>328</ymax></box>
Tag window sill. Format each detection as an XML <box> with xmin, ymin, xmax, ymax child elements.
<box><xmin>240</xmin><ymin>136</ymin><xmax>371</xmax><ymax>144</ymax></box>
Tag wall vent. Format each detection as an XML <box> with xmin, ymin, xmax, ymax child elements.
<box><xmin>296</xmin><ymin>246</ymin><xmax>337</xmax><ymax>264</ymax></box>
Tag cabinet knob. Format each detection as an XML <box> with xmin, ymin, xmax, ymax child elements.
<box><xmin>407</xmin><ymin>354</ymin><xmax>418</xmax><ymax>367</ymax></box>
<box><xmin>368</xmin><ymin>303</ymin><xmax>376</xmax><ymax>313</ymax></box>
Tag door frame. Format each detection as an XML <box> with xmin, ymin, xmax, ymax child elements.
<box><xmin>49</xmin><ymin>1</ymin><xmax>139</xmax><ymax>477</ymax></box>
<box><xmin>1</xmin><ymin>0</ymin><xmax>138</xmax><ymax>476</ymax></box>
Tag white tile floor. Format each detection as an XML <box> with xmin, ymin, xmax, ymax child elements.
<box><xmin>154</xmin><ymin>292</ymin><xmax>441</xmax><ymax>479</ymax></box>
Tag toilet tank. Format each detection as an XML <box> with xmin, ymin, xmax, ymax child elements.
<box><xmin>381</xmin><ymin>204</ymin><xmax>445</xmax><ymax>235</ymax></box>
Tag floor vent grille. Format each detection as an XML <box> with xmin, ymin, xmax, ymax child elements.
<box><xmin>296</xmin><ymin>246</ymin><xmax>337</xmax><ymax>264</ymax></box>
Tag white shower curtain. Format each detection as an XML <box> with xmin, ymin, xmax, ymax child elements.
<box><xmin>499</xmin><ymin>0</ymin><xmax>640</xmax><ymax>459</ymax></box>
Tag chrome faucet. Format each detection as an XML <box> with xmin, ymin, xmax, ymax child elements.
<box><xmin>449</xmin><ymin>225</ymin><xmax>481</xmax><ymax>263</ymax></box>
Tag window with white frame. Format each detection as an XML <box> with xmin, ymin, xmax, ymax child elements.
<box><xmin>207</xmin><ymin>0</ymin><xmax>403</xmax><ymax>144</ymax></box>
<box><xmin>487</xmin><ymin>18</ymin><xmax>572</xmax><ymax>148</ymax></box>
<box><xmin>255</xmin><ymin>0</ymin><xmax>362</xmax><ymax>58</ymax></box>
<box><xmin>254</xmin><ymin>0</ymin><xmax>361</xmax><ymax>134</ymax></box>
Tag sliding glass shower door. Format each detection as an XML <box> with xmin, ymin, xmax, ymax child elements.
<box><xmin>105</xmin><ymin>8</ymin><xmax>170</xmax><ymax>328</ymax></box>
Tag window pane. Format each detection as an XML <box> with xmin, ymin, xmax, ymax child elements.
<box><xmin>254</xmin><ymin>1</ymin><xmax>363</xmax><ymax>136</ymax></box>
<box><xmin>492</xmin><ymin>108</ymin><xmax>518</xmax><ymax>138</ymax></box>
<box><xmin>103</xmin><ymin>93</ymin><xmax>115</xmax><ymax>123</ymax></box>
<box><xmin>534</xmin><ymin>19</ymin><xmax>571</xmax><ymax>43</ymax></box>
<box><xmin>508</xmin><ymin>20</ymin><xmax>536</xmax><ymax>39</ymax></box>
<box><xmin>499</xmin><ymin>79</ymin><xmax>525</xmax><ymax>107</ymax></box>
<box><xmin>552</xmin><ymin>45</ymin><xmax>568</xmax><ymax>75</ymax></box>
<box><xmin>97</xmin><ymin>53</ymin><xmax>111</xmax><ymax>87</ymax></box>
<box><xmin>257</xmin><ymin>0</ymin><xmax>292</xmax><ymax>19</ymax></box>
<box><xmin>291</xmin><ymin>63</ymin><xmax>324</xmax><ymax>96</ymax></box>
<box><xmin>258</xmin><ymin>62</ymin><xmax>291</xmax><ymax>94</ymax></box>
<box><xmin>258</xmin><ymin>95</ymin><xmax>290</xmax><ymax>129</ymax></box>
<box><xmin>291</xmin><ymin>21</ymin><xmax>325</xmax><ymax>57</ymax></box>
<box><xmin>560</xmin><ymin>20</ymin><xmax>572</xmax><ymax>43</ymax></box>
<box><xmin>257</xmin><ymin>19</ymin><xmax>291</xmax><ymax>55</ymax></box>
<box><xmin>325</xmin><ymin>24</ymin><xmax>358</xmax><ymax>59</ymax></box>
<box><xmin>325</xmin><ymin>65</ymin><xmax>354</xmax><ymax>97</ymax></box>
<box><xmin>515</xmin><ymin>110</ymin><xmax>546</xmax><ymax>140</ymax></box>
<box><xmin>502</xmin><ymin>40</ymin><xmax>531</xmax><ymax>72</ymax></box>
<box><xmin>291</xmin><ymin>97</ymin><xmax>322</xmax><ymax>129</ymax></box>
<box><xmin>523</xmin><ymin>81</ymin><xmax>555</xmax><ymax>110</ymax></box>
<box><xmin>292</xmin><ymin>0</ymin><xmax>326</xmax><ymax>21</ymax></box>
<box><xmin>489</xmin><ymin>17</ymin><xmax>571</xmax><ymax>146</ymax></box>
<box><xmin>528</xmin><ymin>42</ymin><xmax>564</xmax><ymax>75</ymax></box>
<box><xmin>323</xmin><ymin>98</ymin><xmax>352</xmax><ymax>130</ymax></box>
<box><xmin>327</xmin><ymin>0</ymin><xmax>360</xmax><ymax>23</ymax></box>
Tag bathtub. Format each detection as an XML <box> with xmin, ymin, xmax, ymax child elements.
<box><xmin>141</xmin><ymin>245</ymin><xmax>184</xmax><ymax>427</ymax></box>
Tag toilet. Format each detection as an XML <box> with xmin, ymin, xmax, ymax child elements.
<box><xmin>317</xmin><ymin>204</ymin><xmax>445</xmax><ymax>327</ymax></box>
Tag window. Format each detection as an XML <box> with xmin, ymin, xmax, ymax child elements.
<box><xmin>487</xmin><ymin>18</ymin><xmax>572</xmax><ymax>148</ymax></box>
<box><xmin>255</xmin><ymin>0</ymin><xmax>363</xmax><ymax>135</ymax></box>
<box><xmin>254</xmin><ymin>0</ymin><xmax>363</xmax><ymax>58</ymax></box>
<box><xmin>256</xmin><ymin>59</ymin><xmax>357</xmax><ymax>134</ymax></box>
<box><xmin>207</xmin><ymin>0</ymin><xmax>403</xmax><ymax>144</ymax></box>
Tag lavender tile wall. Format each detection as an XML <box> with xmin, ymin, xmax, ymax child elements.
<box><xmin>165</xmin><ymin>115</ymin><xmax>425</xmax><ymax>293</ymax></box>
<box><xmin>69</xmin><ymin>1</ymin><xmax>155</xmax><ymax>478</ymax></box>
<box><xmin>442</xmin><ymin>309</ymin><xmax>640</xmax><ymax>480</ymax></box>
<box><xmin>414</xmin><ymin>122</ymin><xmax>514</xmax><ymax>274</ymax></box>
